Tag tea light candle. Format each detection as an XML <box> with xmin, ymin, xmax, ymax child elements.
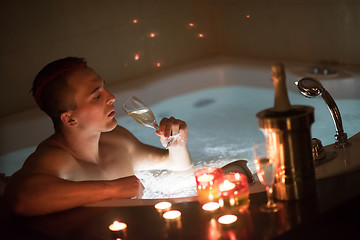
<box><xmin>163</xmin><ymin>210</ymin><xmax>181</xmax><ymax>221</ymax></box>
<box><xmin>218</xmin><ymin>173</ymin><xmax>249</xmax><ymax>211</ymax></box>
<box><xmin>109</xmin><ymin>221</ymin><xmax>127</xmax><ymax>231</ymax></box>
<box><xmin>194</xmin><ymin>167</ymin><xmax>224</xmax><ymax>204</ymax></box>
<box><xmin>218</xmin><ymin>214</ymin><xmax>238</xmax><ymax>225</ymax></box>
<box><xmin>197</xmin><ymin>174</ymin><xmax>215</xmax><ymax>183</ymax></box>
<box><xmin>163</xmin><ymin>210</ymin><xmax>182</xmax><ymax>229</ymax></box>
<box><xmin>202</xmin><ymin>202</ymin><xmax>220</xmax><ymax>212</ymax></box>
<box><xmin>154</xmin><ymin>201</ymin><xmax>172</xmax><ymax>213</ymax></box>
<box><xmin>219</xmin><ymin>180</ymin><xmax>236</xmax><ymax>192</ymax></box>
<box><xmin>109</xmin><ymin>221</ymin><xmax>127</xmax><ymax>239</ymax></box>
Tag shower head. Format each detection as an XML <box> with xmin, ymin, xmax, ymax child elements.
<box><xmin>295</xmin><ymin>76</ymin><xmax>350</xmax><ymax>148</ymax></box>
<box><xmin>295</xmin><ymin>77</ymin><xmax>325</xmax><ymax>98</ymax></box>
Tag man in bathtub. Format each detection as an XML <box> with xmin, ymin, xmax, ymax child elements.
<box><xmin>3</xmin><ymin>57</ymin><xmax>193</xmax><ymax>216</ymax></box>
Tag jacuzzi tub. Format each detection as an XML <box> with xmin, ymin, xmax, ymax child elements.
<box><xmin>1</xmin><ymin>57</ymin><xmax>360</xmax><ymax>206</ymax></box>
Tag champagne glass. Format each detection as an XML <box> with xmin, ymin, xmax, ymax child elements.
<box><xmin>253</xmin><ymin>141</ymin><xmax>280</xmax><ymax>213</ymax></box>
<box><xmin>122</xmin><ymin>96</ymin><xmax>179</xmax><ymax>148</ymax></box>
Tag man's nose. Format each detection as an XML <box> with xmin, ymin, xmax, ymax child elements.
<box><xmin>106</xmin><ymin>91</ymin><xmax>116</xmax><ymax>104</ymax></box>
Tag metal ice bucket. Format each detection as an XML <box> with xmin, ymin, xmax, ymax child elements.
<box><xmin>256</xmin><ymin>105</ymin><xmax>316</xmax><ymax>201</ymax></box>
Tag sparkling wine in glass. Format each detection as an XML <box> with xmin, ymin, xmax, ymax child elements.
<box><xmin>122</xmin><ymin>96</ymin><xmax>178</xmax><ymax>148</ymax></box>
<box><xmin>253</xmin><ymin>142</ymin><xmax>281</xmax><ymax>213</ymax></box>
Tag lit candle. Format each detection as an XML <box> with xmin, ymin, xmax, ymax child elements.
<box><xmin>218</xmin><ymin>214</ymin><xmax>238</xmax><ymax>225</ymax></box>
<box><xmin>163</xmin><ymin>210</ymin><xmax>182</xmax><ymax>229</ymax></box>
<box><xmin>194</xmin><ymin>167</ymin><xmax>224</xmax><ymax>204</ymax></box>
<box><xmin>202</xmin><ymin>202</ymin><xmax>220</xmax><ymax>211</ymax></box>
<box><xmin>154</xmin><ymin>201</ymin><xmax>172</xmax><ymax>213</ymax></box>
<box><xmin>197</xmin><ymin>174</ymin><xmax>214</xmax><ymax>183</ymax></box>
<box><xmin>109</xmin><ymin>221</ymin><xmax>127</xmax><ymax>231</ymax></box>
<box><xmin>218</xmin><ymin>173</ymin><xmax>249</xmax><ymax>211</ymax></box>
<box><xmin>109</xmin><ymin>221</ymin><xmax>127</xmax><ymax>239</ymax></box>
<box><xmin>219</xmin><ymin>180</ymin><xmax>236</xmax><ymax>192</ymax></box>
<box><xmin>163</xmin><ymin>210</ymin><xmax>181</xmax><ymax>220</ymax></box>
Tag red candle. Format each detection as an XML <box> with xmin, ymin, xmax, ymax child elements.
<box><xmin>194</xmin><ymin>167</ymin><xmax>224</xmax><ymax>204</ymax></box>
<box><xmin>218</xmin><ymin>173</ymin><xmax>249</xmax><ymax>211</ymax></box>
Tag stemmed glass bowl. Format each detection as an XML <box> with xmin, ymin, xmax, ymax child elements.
<box><xmin>253</xmin><ymin>141</ymin><xmax>281</xmax><ymax>213</ymax></box>
<box><xmin>122</xmin><ymin>96</ymin><xmax>178</xmax><ymax>148</ymax></box>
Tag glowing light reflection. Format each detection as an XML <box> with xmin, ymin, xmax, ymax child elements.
<box><xmin>134</xmin><ymin>54</ymin><xmax>140</xmax><ymax>61</ymax></box>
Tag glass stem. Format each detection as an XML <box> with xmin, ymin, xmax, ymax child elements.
<box><xmin>153</xmin><ymin>122</ymin><xmax>159</xmax><ymax>131</ymax></box>
<box><xmin>266</xmin><ymin>185</ymin><xmax>275</xmax><ymax>207</ymax></box>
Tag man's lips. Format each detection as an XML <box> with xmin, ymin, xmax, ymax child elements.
<box><xmin>108</xmin><ymin>110</ymin><xmax>115</xmax><ymax>117</ymax></box>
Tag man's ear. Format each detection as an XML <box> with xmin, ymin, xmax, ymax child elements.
<box><xmin>60</xmin><ymin>112</ymin><xmax>78</xmax><ymax>127</ymax></box>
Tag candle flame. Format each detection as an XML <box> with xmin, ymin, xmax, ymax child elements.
<box><xmin>218</xmin><ymin>215</ymin><xmax>237</xmax><ymax>224</ymax></box>
<box><xmin>163</xmin><ymin>210</ymin><xmax>181</xmax><ymax>220</ymax></box>
<box><xmin>202</xmin><ymin>202</ymin><xmax>220</xmax><ymax>211</ymax></box>
<box><xmin>197</xmin><ymin>173</ymin><xmax>214</xmax><ymax>183</ymax></box>
<box><xmin>109</xmin><ymin>221</ymin><xmax>127</xmax><ymax>231</ymax></box>
<box><xmin>155</xmin><ymin>201</ymin><xmax>172</xmax><ymax>210</ymax></box>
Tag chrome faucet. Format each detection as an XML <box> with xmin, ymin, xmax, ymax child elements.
<box><xmin>295</xmin><ymin>77</ymin><xmax>351</xmax><ymax>148</ymax></box>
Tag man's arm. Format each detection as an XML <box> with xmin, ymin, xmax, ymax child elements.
<box><xmin>3</xmin><ymin>171</ymin><xmax>142</xmax><ymax>216</ymax></box>
<box><xmin>4</xmin><ymin>146</ymin><xmax>143</xmax><ymax>216</ymax></box>
<box><xmin>120</xmin><ymin>117</ymin><xmax>193</xmax><ymax>171</ymax></box>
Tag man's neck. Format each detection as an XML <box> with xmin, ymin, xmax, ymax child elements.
<box><xmin>53</xmin><ymin>129</ymin><xmax>102</xmax><ymax>164</ymax></box>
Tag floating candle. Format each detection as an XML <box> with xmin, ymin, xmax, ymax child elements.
<box><xmin>218</xmin><ymin>215</ymin><xmax>238</xmax><ymax>225</ymax></box>
<box><xmin>202</xmin><ymin>202</ymin><xmax>220</xmax><ymax>211</ymax></box>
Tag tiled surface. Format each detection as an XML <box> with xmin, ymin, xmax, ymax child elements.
<box><xmin>1</xmin><ymin>0</ymin><xmax>359</xmax><ymax>116</ymax></box>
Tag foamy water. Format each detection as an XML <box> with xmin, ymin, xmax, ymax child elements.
<box><xmin>117</xmin><ymin>86</ymin><xmax>360</xmax><ymax>199</ymax></box>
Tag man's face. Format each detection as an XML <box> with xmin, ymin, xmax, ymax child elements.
<box><xmin>66</xmin><ymin>67</ymin><xmax>117</xmax><ymax>132</ymax></box>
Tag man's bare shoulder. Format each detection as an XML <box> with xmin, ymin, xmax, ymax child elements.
<box><xmin>21</xmin><ymin>140</ymin><xmax>77</xmax><ymax>178</ymax></box>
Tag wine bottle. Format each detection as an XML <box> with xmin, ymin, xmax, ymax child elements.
<box><xmin>272</xmin><ymin>63</ymin><xmax>291</xmax><ymax>111</ymax></box>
